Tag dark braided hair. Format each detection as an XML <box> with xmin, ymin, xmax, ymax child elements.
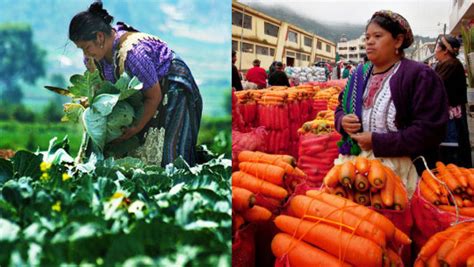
<box><xmin>69</xmin><ymin>1</ymin><xmax>114</xmax><ymax>42</ymax></box>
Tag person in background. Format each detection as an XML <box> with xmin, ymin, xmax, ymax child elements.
<box><xmin>435</xmin><ymin>35</ymin><xmax>472</xmax><ymax>167</ymax></box>
<box><xmin>246</xmin><ymin>59</ymin><xmax>267</xmax><ymax>89</ymax></box>
<box><xmin>268</xmin><ymin>62</ymin><xmax>290</xmax><ymax>87</ymax></box>
<box><xmin>335</xmin><ymin>10</ymin><xmax>448</xmax><ymax>194</ymax></box>
<box><xmin>232</xmin><ymin>50</ymin><xmax>243</xmax><ymax>91</ymax></box>
<box><xmin>342</xmin><ymin>63</ymin><xmax>352</xmax><ymax>79</ymax></box>
<box><xmin>69</xmin><ymin>2</ymin><xmax>202</xmax><ymax>166</ymax></box>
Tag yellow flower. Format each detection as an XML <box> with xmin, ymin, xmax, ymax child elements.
<box><xmin>62</xmin><ymin>173</ymin><xmax>71</xmax><ymax>181</ymax></box>
<box><xmin>111</xmin><ymin>192</ymin><xmax>125</xmax><ymax>199</ymax></box>
<box><xmin>52</xmin><ymin>201</ymin><xmax>61</xmax><ymax>212</ymax></box>
<box><xmin>40</xmin><ymin>162</ymin><xmax>52</xmax><ymax>172</ymax></box>
<box><xmin>40</xmin><ymin>172</ymin><xmax>50</xmax><ymax>182</ymax></box>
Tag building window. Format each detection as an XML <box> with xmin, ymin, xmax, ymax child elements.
<box><xmin>359</xmin><ymin>45</ymin><xmax>365</xmax><ymax>50</ymax></box>
<box><xmin>242</xmin><ymin>42</ymin><xmax>254</xmax><ymax>53</ymax></box>
<box><xmin>326</xmin><ymin>44</ymin><xmax>331</xmax><ymax>53</ymax></box>
<box><xmin>349</xmin><ymin>46</ymin><xmax>357</xmax><ymax>51</ymax></box>
<box><xmin>286</xmin><ymin>51</ymin><xmax>295</xmax><ymax>57</ymax></box>
<box><xmin>270</xmin><ymin>48</ymin><xmax>275</xmax><ymax>56</ymax></box>
<box><xmin>296</xmin><ymin>53</ymin><xmax>301</xmax><ymax>60</ymax></box>
<box><xmin>288</xmin><ymin>31</ymin><xmax>298</xmax><ymax>43</ymax></box>
<box><xmin>304</xmin><ymin>36</ymin><xmax>312</xmax><ymax>47</ymax></box>
<box><xmin>338</xmin><ymin>47</ymin><xmax>347</xmax><ymax>51</ymax></box>
<box><xmin>317</xmin><ymin>41</ymin><xmax>322</xmax><ymax>50</ymax></box>
<box><xmin>256</xmin><ymin>45</ymin><xmax>269</xmax><ymax>55</ymax></box>
<box><xmin>264</xmin><ymin>22</ymin><xmax>279</xmax><ymax>37</ymax></box>
<box><xmin>232</xmin><ymin>10</ymin><xmax>252</xmax><ymax>29</ymax></box>
<box><xmin>302</xmin><ymin>54</ymin><xmax>309</xmax><ymax>61</ymax></box>
<box><xmin>232</xmin><ymin>40</ymin><xmax>238</xmax><ymax>52</ymax></box>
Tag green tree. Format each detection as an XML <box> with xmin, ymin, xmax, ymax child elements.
<box><xmin>0</xmin><ymin>23</ymin><xmax>46</xmax><ymax>104</ymax></box>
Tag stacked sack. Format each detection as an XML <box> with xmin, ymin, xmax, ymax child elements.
<box><xmin>411</xmin><ymin>161</ymin><xmax>474</xmax><ymax>248</ymax></box>
<box><xmin>272</xmin><ymin>191</ymin><xmax>411</xmax><ymax>266</ymax></box>
<box><xmin>297</xmin><ymin>110</ymin><xmax>341</xmax><ymax>186</ymax></box>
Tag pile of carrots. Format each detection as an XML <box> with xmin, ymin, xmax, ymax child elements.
<box><xmin>419</xmin><ymin>162</ymin><xmax>474</xmax><ymax>217</ymax></box>
<box><xmin>415</xmin><ymin>221</ymin><xmax>474</xmax><ymax>266</ymax></box>
<box><xmin>327</xmin><ymin>93</ymin><xmax>340</xmax><ymax>111</ymax></box>
<box><xmin>232</xmin><ymin>151</ymin><xmax>305</xmax><ymax>233</ymax></box>
<box><xmin>271</xmin><ymin>191</ymin><xmax>410</xmax><ymax>266</ymax></box>
<box><xmin>313</xmin><ymin>87</ymin><xmax>341</xmax><ymax>101</ymax></box>
<box><xmin>323</xmin><ymin>157</ymin><xmax>409</xmax><ymax>210</ymax></box>
<box><xmin>297</xmin><ymin>110</ymin><xmax>335</xmax><ymax>135</ymax></box>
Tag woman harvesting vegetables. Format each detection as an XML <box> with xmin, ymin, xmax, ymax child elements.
<box><xmin>335</xmin><ymin>10</ymin><xmax>449</xmax><ymax>193</ymax></box>
<box><xmin>69</xmin><ymin>2</ymin><xmax>202</xmax><ymax>166</ymax></box>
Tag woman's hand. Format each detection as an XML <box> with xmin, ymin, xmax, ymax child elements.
<box><xmin>111</xmin><ymin>125</ymin><xmax>142</xmax><ymax>143</ymax></box>
<box><xmin>341</xmin><ymin>114</ymin><xmax>361</xmax><ymax>134</ymax></box>
<box><xmin>350</xmin><ymin>132</ymin><xmax>373</xmax><ymax>151</ymax></box>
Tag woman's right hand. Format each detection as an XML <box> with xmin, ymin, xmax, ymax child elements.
<box><xmin>341</xmin><ymin>114</ymin><xmax>361</xmax><ymax>134</ymax></box>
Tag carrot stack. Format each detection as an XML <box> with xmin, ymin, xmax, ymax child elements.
<box><xmin>414</xmin><ymin>221</ymin><xmax>474</xmax><ymax>266</ymax></box>
<box><xmin>419</xmin><ymin>162</ymin><xmax>474</xmax><ymax>217</ymax></box>
<box><xmin>271</xmin><ymin>191</ymin><xmax>410</xmax><ymax>266</ymax></box>
<box><xmin>322</xmin><ymin>156</ymin><xmax>409</xmax><ymax>210</ymax></box>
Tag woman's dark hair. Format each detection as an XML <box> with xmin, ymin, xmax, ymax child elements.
<box><xmin>439</xmin><ymin>35</ymin><xmax>461</xmax><ymax>57</ymax></box>
<box><xmin>367</xmin><ymin>15</ymin><xmax>407</xmax><ymax>52</ymax></box>
<box><xmin>69</xmin><ymin>2</ymin><xmax>114</xmax><ymax>42</ymax></box>
<box><xmin>232</xmin><ymin>50</ymin><xmax>236</xmax><ymax>57</ymax></box>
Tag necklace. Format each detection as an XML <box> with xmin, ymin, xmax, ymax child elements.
<box><xmin>372</xmin><ymin>61</ymin><xmax>398</xmax><ymax>75</ymax></box>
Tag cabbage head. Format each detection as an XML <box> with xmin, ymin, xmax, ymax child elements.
<box><xmin>106</xmin><ymin>101</ymin><xmax>135</xmax><ymax>143</ymax></box>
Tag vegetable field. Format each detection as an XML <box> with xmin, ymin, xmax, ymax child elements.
<box><xmin>0</xmin><ymin>138</ymin><xmax>232</xmax><ymax>266</ymax></box>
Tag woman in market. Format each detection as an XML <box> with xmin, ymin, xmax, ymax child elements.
<box><xmin>69</xmin><ymin>2</ymin><xmax>202</xmax><ymax>166</ymax></box>
<box><xmin>335</xmin><ymin>10</ymin><xmax>449</xmax><ymax>193</ymax></box>
<box><xmin>434</xmin><ymin>35</ymin><xmax>472</xmax><ymax>168</ymax></box>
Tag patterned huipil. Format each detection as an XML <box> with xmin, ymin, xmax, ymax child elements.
<box><xmin>87</xmin><ymin>23</ymin><xmax>202</xmax><ymax>167</ymax></box>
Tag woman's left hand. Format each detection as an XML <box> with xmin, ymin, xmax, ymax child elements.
<box><xmin>350</xmin><ymin>132</ymin><xmax>373</xmax><ymax>151</ymax></box>
<box><xmin>111</xmin><ymin>126</ymin><xmax>142</xmax><ymax>143</ymax></box>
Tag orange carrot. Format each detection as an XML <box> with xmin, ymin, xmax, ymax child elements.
<box><xmin>354</xmin><ymin>173</ymin><xmax>370</xmax><ymax>192</ymax></box>
<box><xmin>420</xmin><ymin>180</ymin><xmax>441</xmax><ymax>205</ymax></box>
<box><xmin>306</xmin><ymin>190</ymin><xmax>410</xmax><ymax>245</ymax></box>
<box><xmin>417</xmin><ymin>223</ymin><xmax>468</xmax><ymax>262</ymax></box>
<box><xmin>438</xmin><ymin>205</ymin><xmax>474</xmax><ymax>217</ymax></box>
<box><xmin>232</xmin><ymin>186</ymin><xmax>256</xmax><ymax>212</ymax></box>
<box><xmin>393</xmin><ymin>180</ymin><xmax>408</xmax><ymax>211</ymax></box>
<box><xmin>421</xmin><ymin>170</ymin><xmax>441</xmax><ymax>195</ymax></box>
<box><xmin>462</xmin><ymin>168</ymin><xmax>474</xmax><ymax>189</ymax></box>
<box><xmin>339</xmin><ymin>161</ymin><xmax>356</xmax><ymax>187</ymax></box>
<box><xmin>232</xmin><ymin>171</ymin><xmax>288</xmax><ymax>200</ymax></box>
<box><xmin>345</xmin><ymin>187</ymin><xmax>355</xmax><ymax>202</ymax></box>
<box><xmin>447</xmin><ymin>163</ymin><xmax>469</xmax><ymax>188</ymax></box>
<box><xmin>442</xmin><ymin>235</ymin><xmax>474</xmax><ymax>266</ymax></box>
<box><xmin>436</xmin><ymin>229</ymin><xmax>472</xmax><ymax>262</ymax></box>
<box><xmin>464</xmin><ymin>199</ymin><xmax>474</xmax><ymax>207</ymax></box>
<box><xmin>323</xmin><ymin>164</ymin><xmax>342</xmax><ymax>188</ymax></box>
<box><xmin>242</xmin><ymin>205</ymin><xmax>272</xmax><ymax>222</ymax></box>
<box><xmin>355</xmin><ymin>156</ymin><xmax>371</xmax><ymax>175</ymax></box>
<box><xmin>386</xmin><ymin>248</ymin><xmax>403</xmax><ymax>267</ymax></box>
<box><xmin>381</xmin><ymin>167</ymin><xmax>395</xmax><ymax>207</ymax></box>
<box><xmin>354</xmin><ymin>191</ymin><xmax>370</xmax><ymax>206</ymax></box>
<box><xmin>453</xmin><ymin>195</ymin><xmax>464</xmax><ymax>207</ymax></box>
<box><xmin>274</xmin><ymin>215</ymin><xmax>384</xmax><ymax>267</ymax></box>
<box><xmin>239</xmin><ymin>162</ymin><xmax>285</xmax><ymax>185</ymax></box>
<box><xmin>428</xmin><ymin>254</ymin><xmax>441</xmax><ymax>267</ymax></box>
<box><xmin>436</xmin><ymin>162</ymin><xmax>462</xmax><ymax>194</ymax></box>
<box><xmin>371</xmin><ymin>192</ymin><xmax>384</xmax><ymax>209</ymax></box>
<box><xmin>238</xmin><ymin>150</ymin><xmax>296</xmax><ymax>166</ymax></box>
<box><xmin>333</xmin><ymin>185</ymin><xmax>347</xmax><ymax>198</ymax></box>
<box><xmin>467</xmin><ymin>255</ymin><xmax>474</xmax><ymax>267</ymax></box>
<box><xmin>289</xmin><ymin>194</ymin><xmax>387</xmax><ymax>247</ymax></box>
<box><xmin>292</xmin><ymin>167</ymin><xmax>307</xmax><ymax>177</ymax></box>
<box><xmin>394</xmin><ymin>228</ymin><xmax>412</xmax><ymax>247</ymax></box>
<box><xmin>468</xmin><ymin>187</ymin><xmax>474</xmax><ymax>196</ymax></box>
<box><xmin>271</xmin><ymin>233</ymin><xmax>351</xmax><ymax>267</ymax></box>
<box><xmin>368</xmin><ymin>160</ymin><xmax>386</xmax><ymax>189</ymax></box>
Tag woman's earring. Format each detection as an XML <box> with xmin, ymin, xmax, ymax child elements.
<box><xmin>395</xmin><ymin>49</ymin><xmax>399</xmax><ymax>55</ymax></box>
<box><xmin>100</xmin><ymin>43</ymin><xmax>104</xmax><ymax>49</ymax></box>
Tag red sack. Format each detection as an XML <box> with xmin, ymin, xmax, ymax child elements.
<box><xmin>232</xmin><ymin>224</ymin><xmax>256</xmax><ymax>267</ymax></box>
<box><xmin>232</xmin><ymin>127</ymin><xmax>267</xmax><ymax>171</ymax></box>
<box><xmin>232</xmin><ymin>89</ymin><xmax>246</xmax><ymax>131</ymax></box>
<box><xmin>411</xmin><ymin>180</ymin><xmax>473</xmax><ymax>250</ymax></box>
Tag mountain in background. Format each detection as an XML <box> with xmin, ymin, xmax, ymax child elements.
<box><xmin>248</xmin><ymin>3</ymin><xmax>436</xmax><ymax>46</ymax></box>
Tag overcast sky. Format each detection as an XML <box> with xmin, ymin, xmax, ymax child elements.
<box><xmin>240</xmin><ymin>0</ymin><xmax>451</xmax><ymax>38</ymax></box>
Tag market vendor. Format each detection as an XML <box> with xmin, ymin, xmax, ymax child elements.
<box><xmin>335</xmin><ymin>10</ymin><xmax>449</xmax><ymax>193</ymax></box>
<box><xmin>69</xmin><ymin>2</ymin><xmax>202</xmax><ymax>166</ymax></box>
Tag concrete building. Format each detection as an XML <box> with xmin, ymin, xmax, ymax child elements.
<box><xmin>448</xmin><ymin>0</ymin><xmax>474</xmax><ymax>35</ymax></box>
<box><xmin>232</xmin><ymin>1</ymin><xmax>336</xmax><ymax>72</ymax></box>
<box><xmin>337</xmin><ymin>34</ymin><xmax>366</xmax><ymax>63</ymax></box>
<box><xmin>411</xmin><ymin>40</ymin><xmax>436</xmax><ymax>64</ymax></box>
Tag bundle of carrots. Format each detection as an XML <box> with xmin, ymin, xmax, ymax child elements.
<box><xmin>327</xmin><ymin>93</ymin><xmax>340</xmax><ymax>111</ymax></box>
<box><xmin>232</xmin><ymin>151</ymin><xmax>306</xmax><ymax>233</ymax></box>
<box><xmin>323</xmin><ymin>157</ymin><xmax>409</xmax><ymax>210</ymax></box>
<box><xmin>271</xmin><ymin>191</ymin><xmax>410</xmax><ymax>266</ymax></box>
<box><xmin>297</xmin><ymin>110</ymin><xmax>335</xmax><ymax>135</ymax></box>
<box><xmin>259</xmin><ymin>91</ymin><xmax>288</xmax><ymax>106</ymax></box>
<box><xmin>419</xmin><ymin>161</ymin><xmax>474</xmax><ymax>217</ymax></box>
<box><xmin>313</xmin><ymin>87</ymin><xmax>341</xmax><ymax>101</ymax></box>
<box><xmin>415</xmin><ymin>221</ymin><xmax>474</xmax><ymax>267</ymax></box>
